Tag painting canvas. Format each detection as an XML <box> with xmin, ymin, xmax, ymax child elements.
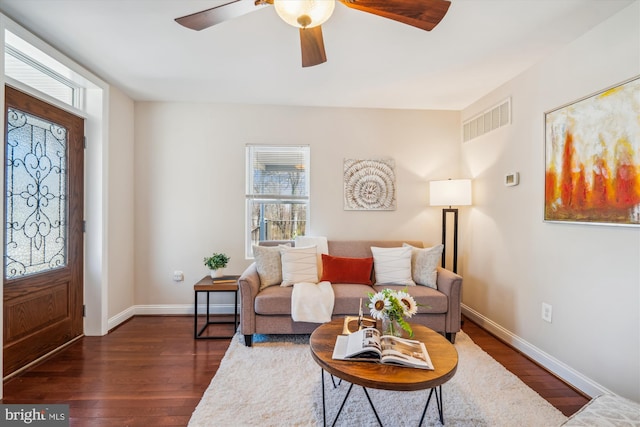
<box><xmin>544</xmin><ymin>76</ymin><xmax>640</xmax><ymax>226</ymax></box>
<box><xmin>344</xmin><ymin>159</ymin><xmax>396</xmax><ymax>210</ymax></box>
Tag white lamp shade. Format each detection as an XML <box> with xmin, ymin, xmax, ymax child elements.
<box><xmin>430</xmin><ymin>179</ymin><xmax>472</xmax><ymax>206</ymax></box>
<box><xmin>274</xmin><ymin>0</ymin><xmax>335</xmax><ymax>28</ymax></box>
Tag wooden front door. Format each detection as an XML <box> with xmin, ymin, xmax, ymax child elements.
<box><xmin>3</xmin><ymin>86</ymin><xmax>84</xmax><ymax>377</ymax></box>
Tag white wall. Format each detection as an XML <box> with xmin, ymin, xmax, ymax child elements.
<box><xmin>133</xmin><ymin>103</ymin><xmax>460</xmax><ymax>308</ymax></box>
<box><xmin>461</xmin><ymin>2</ymin><xmax>640</xmax><ymax>400</ymax></box>
<box><xmin>107</xmin><ymin>86</ymin><xmax>135</xmax><ymax>320</ymax></box>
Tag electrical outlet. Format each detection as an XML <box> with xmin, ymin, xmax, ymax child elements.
<box><xmin>173</xmin><ymin>270</ymin><xmax>184</xmax><ymax>282</ymax></box>
<box><xmin>541</xmin><ymin>302</ymin><xmax>552</xmax><ymax>323</ymax></box>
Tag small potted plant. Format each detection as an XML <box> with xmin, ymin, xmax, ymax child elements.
<box><xmin>204</xmin><ymin>253</ymin><xmax>230</xmax><ymax>278</ymax></box>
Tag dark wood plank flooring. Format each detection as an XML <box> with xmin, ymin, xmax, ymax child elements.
<box><xmin>461</xmin><ymin>317</ymin><xmax>589</xmax><ymax>416</ymax></box>
<box><xmin>2</xmin><ymin>316</ymin><xmax>233</xmax><ymax>427</ymax></box>
<box><xmin>2</xmin><ymin>315</ymin><xmax>589</xmax><ymax>426</ymax></box>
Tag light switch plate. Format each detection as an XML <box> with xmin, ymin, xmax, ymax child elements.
<box><xmin>542</xmin><ymin>302</ymin><xmax>552</xmax><ymax>323</ymax></box>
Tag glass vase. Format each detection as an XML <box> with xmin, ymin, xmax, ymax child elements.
<box><xmin>381</xmin><ymin>316</ymin><xmax>403</xmax><ymax>337</ymax></box>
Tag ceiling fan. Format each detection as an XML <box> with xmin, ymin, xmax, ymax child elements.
<box><xmin>175</xmin><ymin>0</ymin><xmax>451</xmax><ymax>68</ymax></box>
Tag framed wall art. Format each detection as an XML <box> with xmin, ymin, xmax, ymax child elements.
<box><xmin>343</xmin><ymin>158</ymin><xmax>396</xmax><ymax>211</ymax></box>
<box><xmin>544</xmin><ymin>76</ymin><xmax>640</xmax><ymax>226</ymax></box>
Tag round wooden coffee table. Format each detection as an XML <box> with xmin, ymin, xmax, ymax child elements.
<box><xmin>309</xmin><ymin>319</ymin><xmax>458</xmax><ymax>426</ymax></box>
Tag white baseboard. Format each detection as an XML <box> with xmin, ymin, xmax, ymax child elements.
<box><xmin>107</xmin><ymin>306</ymin><xmax>137</xmax><ymax>331</ymax></box>
<box><xmin>462</xmin><ymin>304</ymin><xmax>611</xmax><ymax>398</ymax></box>
<box><xmin>107</xmin><ymin>303</ymin><xmax>237</xmax><ymax>331</ymax></box>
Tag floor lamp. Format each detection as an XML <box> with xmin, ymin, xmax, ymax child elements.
<box><xmin>429</xmin><ymin>179</ymin><xmax>472</xmax><ymax>274</ymax></box>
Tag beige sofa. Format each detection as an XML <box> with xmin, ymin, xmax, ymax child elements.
<box><xmin>238</xmin><ymin>240</ymin><xmax>463</xmax><ymax>346</ymax></box>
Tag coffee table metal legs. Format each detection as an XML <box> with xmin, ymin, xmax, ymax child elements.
<box><xmin>362</xmin><ymin>387</ymin><xmax>384</xmax><ymax>426</ymax></box>
<box><xmin>321</xmin><ymin>368</ymin><xmax>445</xmax><ymax>426</ymax></box>
<box><xmin>322</xmin><ymin>369</ymin><xmax>361</xmax><ymax>427</ymax></box>
<box><xmin>419</xmin><ymin>386</ymin><xmax>444</xmax><ymax>425</ymax></box>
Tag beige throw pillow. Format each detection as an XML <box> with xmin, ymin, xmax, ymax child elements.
<box><xmin>253</xmin><ymin>244</ymin><xmax>289</xmax><ymax>290</ymax></box>
<box><xmin>371</xmin><ymin>246</ymin><xmax>415</xmax><ymax>286</ymax></box>
<box><xmin>403</xmin><ymin>243</ymin><xmax>443</xmax><ymax>289</ymax></box>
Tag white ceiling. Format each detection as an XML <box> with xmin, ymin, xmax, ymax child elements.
<box><xmin>0</xmin><ymin>0</ymin><xmax>633</xmax><ymax>110</ymax></box>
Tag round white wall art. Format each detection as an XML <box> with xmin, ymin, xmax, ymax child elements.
<box><xmin>343</xmin><ymin>158</ymin><xmax>396</xmax><ymax>210</ymax></box>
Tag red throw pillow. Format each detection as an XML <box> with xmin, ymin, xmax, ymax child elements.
<box><xmin>320</xmin><ymin>254</ymin><xmax>374</xmax><ymax>285</ymax></box>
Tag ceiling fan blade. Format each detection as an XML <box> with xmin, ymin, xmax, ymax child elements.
<box><xmin>339</xmin><ymin>0</ymin><xmax>451</xmax><ymax>31</ymax></box>
<box><xmin>299</xmin><ymin>26</ymin><xmax>327</xmax><ymax>68</ymax></box>
<box><xmin>175</xmin><ymin>0</ymin><xmax>268</xmax><ymax>31</ymax></box>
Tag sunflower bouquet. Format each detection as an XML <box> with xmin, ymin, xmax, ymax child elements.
<box><xmin>367</xmin><ymin>288</ymin><xmax>418</xmax><ymax>337</ymax></box>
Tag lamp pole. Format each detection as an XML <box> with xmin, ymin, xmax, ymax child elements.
<box><xmin>430</xmin><ymin>178</ymin><xmax>471</xmax><ymax>275</ymax></box>
<box><xmin>441</xmin><ymin>207</ymin><xmax>459</xmax><ymax>274</ymax></box>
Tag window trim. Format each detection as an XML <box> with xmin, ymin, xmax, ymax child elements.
<box><xmin>245</xmin><ymin>144</ymin><xmax>310</xmax><ymax>258</ymax></box>
<box><xmin>5</xmin><ymin>32</ymin><xmax>83</xmax><ymax>108</ymax></box>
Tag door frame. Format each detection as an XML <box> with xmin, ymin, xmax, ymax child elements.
<box><xmin>0</xmin><ymin>17</ymin><xmax>111</xmax><ymax>398</ymax></box>
<box><xmin>0</xmin><ymin>79</ymin><xmax>108</xmax><ymax>348</ymax></box>
<box><xmin>3</xmin><ymin>84</ymin><xmax>85</xmax><ymax>376</ymax></box>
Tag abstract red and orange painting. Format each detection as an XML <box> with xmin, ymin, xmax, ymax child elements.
<box><xmin>545</xmin><ymin>77</ymin><xmax>640</xmax><ymax>226</ymax></box>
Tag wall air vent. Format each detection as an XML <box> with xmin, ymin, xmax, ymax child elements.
<box><xmin>462</xmin><ymin>98</ymin><xmax>511</xmax><ymax>142</ymax></box>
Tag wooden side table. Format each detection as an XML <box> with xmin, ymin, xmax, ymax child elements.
<box><xmin>193</xmin><ymin>275</ymin><xmax>240</xmax><ymax>339</ymax></box>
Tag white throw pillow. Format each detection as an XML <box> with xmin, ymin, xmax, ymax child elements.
<box><xmin>294</xmin><ymin>236</ymin><xmax>328</xmax><ymax>278</ymax></box>
<box><xmin>294</xmin><ymin>236</ymin><xmax>328</xmax><ymax>255</ymax></box>
<box><xmin>403</xmin><ymin>243</ymin><xmax>443</xmax><ymax>289</ymax></box>
<box><xmin>370</xmin><ymin>246</ymin><xmax>415</xmax><ymax>286</ymax></box>
<box><xmin>280</xmin><ymin>245</ymin><xmax>319</xmax><ymax>287</ymax></box>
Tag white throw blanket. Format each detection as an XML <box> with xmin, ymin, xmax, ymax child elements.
<box><xmin>291</xmin><ymin>236</ymin><xmax>334</xmax><ymax>323</ymax></box>
<box><xmin>291</xmin><ymin>281</ymin><xmax>334</xmax><ymax>323</ymax></box>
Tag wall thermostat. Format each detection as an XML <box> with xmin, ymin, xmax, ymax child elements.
<box><xmin>504</xmin><ymin>172</ymin><xmax>519</xmax><ymax>186</ymax></box>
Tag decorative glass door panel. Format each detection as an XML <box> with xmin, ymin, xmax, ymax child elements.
<box><xmin>5</xmin><ymin>108</ymin><xmax>68</xmax><ymax>279</ymax></box>
<box><xmin>4</xmin><ymin>86</ymin><xmax>83</xmax><ymax>377</ymax></box>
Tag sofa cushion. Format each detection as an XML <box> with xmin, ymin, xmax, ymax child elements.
<box><xmin>404</xmin><ymin>243</ymin><xmax>443</xmax><ymax>289</ymax></box>
<box><xmin>254</xmin><ymin>285</ymin><xmax>294</xmax><ymax>315</ymax></box>
<box><xmin>280</xmin><ymin>245</ymin><xmax>319</xmax><ymax>287</ymax></box>
<box><xmin>255</xmin><ymin>283</ymin><xmax>449</xmax><ymax>317</ymax></box>
<box><xmin>371</xmin><ymin>246</ymin><xmax>415</xmax><ymax>286</ymax></box>
<box><xmin>253</xmin><ymin>244</ymin><xmax>289</xmax><ymax>290</ymax></box>
<box><xmin>320</xmin><ymin>254</ymin><xmax>373</xmax><ymax>285</ymax></box>
<box><xmin>331</xmin><ymin>283</ymin><xmax>377</xmax><ymax>315</ymax></box>
<box><xmin>331</xmin><ymin>283</ymin><xmax>448</xmax><ymax>315</ymax></box>
<box><xmin>372</xmin><ymin>285</ymin><xmax>448</xmax><ymax>314</ymax></box>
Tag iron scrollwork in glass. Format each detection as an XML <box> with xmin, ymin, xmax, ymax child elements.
<box><xmin>5</xmin><ymin>108</ymin><xmax>68</xmax><ymax>279</ymax></box>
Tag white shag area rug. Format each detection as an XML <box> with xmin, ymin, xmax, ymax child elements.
<box><xmin>189</xmin><ymin>332</ymin><xmax>568</xmax><ymax>426</ymax></box>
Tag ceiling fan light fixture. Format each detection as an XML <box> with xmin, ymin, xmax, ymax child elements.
<box><xmin>274</xmin><ymin>0</ymin><xmax>335</xmax><ymax>29</ymax></box>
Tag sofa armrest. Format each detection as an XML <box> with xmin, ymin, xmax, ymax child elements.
<box><xmin>238</xmin><ymin>263</ymin><xmax>260</xmax><ymax>335</ymax></box>
<box><xmin>436</xmin><ymin>267</ymin><xmax>463</xmax><ymax>333</ymax></box>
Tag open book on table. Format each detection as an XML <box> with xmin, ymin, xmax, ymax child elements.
<box><xmin>332</xmin><ymin>327</ymin><xmax>434</xmax><ymax>370</ymax></box>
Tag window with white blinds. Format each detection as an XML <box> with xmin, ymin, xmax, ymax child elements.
<box><xmin>245</xmin><ymin>145</ymin><xmax>310</xmax><ymax>257</ymax></box>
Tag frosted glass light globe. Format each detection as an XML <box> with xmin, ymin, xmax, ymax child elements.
<box><xmin>274</xmin><ymin>0</ymin><xmax>336</xmax><ymax>29</ymax></box>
